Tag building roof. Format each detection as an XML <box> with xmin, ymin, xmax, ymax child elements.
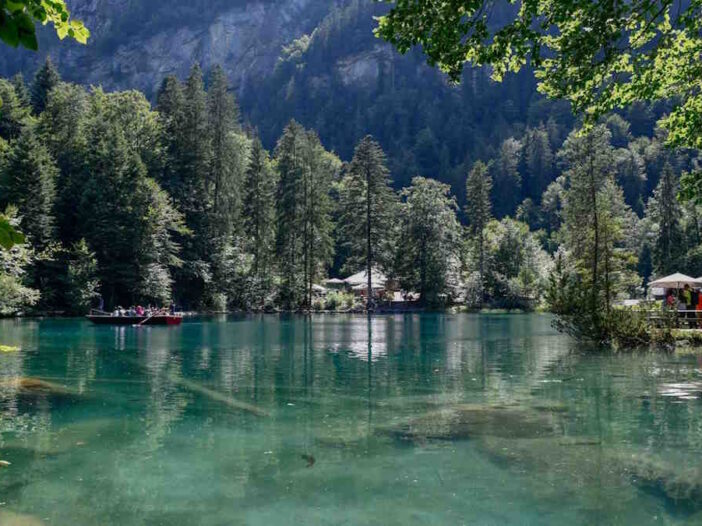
<box><xmin>344</xmin><ymin>269</ymin><xmax>387</xmax><ymax>287</ymax></box>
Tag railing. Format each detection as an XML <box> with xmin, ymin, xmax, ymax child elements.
<box><xmin>645</xmin><ymin>308</ymin><xmax>702</xmax><ymax>329</ymax></box>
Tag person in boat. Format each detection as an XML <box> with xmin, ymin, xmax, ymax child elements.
<box><xmin>169</xmin><ymin>302</ymin><xmax>176</xmax><ymax>315</ymax></box>
<box><xmin>136</xmin><ymin>305</ymin><xmax>145</xmax><ymax>316</ymax></box>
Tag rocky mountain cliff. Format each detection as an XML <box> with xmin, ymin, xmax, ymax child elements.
<box><xmin>0</xmin><ymin>0</ymin><xmax>335</xmax><ymax>97</ymax></box>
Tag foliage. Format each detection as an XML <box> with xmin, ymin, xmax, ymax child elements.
<box><xmin>553</xmin><ymin>126</ymin><xmax>639</xmax><ymax>341</ymax></box>
<box><xmin>396</xmin><ymin>176</ymin><xmax>463</xmax><ymax>305</ymax></box>
<box><xmin>275</xmin><ymin>120</ymin><xmax>340</xmax><ymax>309</ymax></box>
<box><xmin>244</xmin><ymin>138</ymin><xmax>278</xmax><ymax>306</ymax></box>
<box><xmin>1</xmin><ymin>126</ymin><xmax>57</xmax><ymax>249</ymax></box>
<box><xmin>479</xmin><ymin>217</ymin><xmax>551</xmax><ymax>309</ymax></box>
<box><xmin>465</xmin><ymin>160</ymin><xmax>492</xmax><ymax>305</ymax></box>
<box><xmin>0</xmin><ymin>0</ymin><xmax>88</xmax><ymax>50</ymax></box>
<box><xmin>0</xmin><ymin>78</ymin><xmax>32</xmax><ymax>140</ymax></box>
<box><xmin>30</xmin><ymin>57</ymin><xmax>59</xmax><ymax>114</ymax></box>
<box><xmin>62</xmin><ymin>238</ymin><xmax>99</xmax><ymax>314</ymax></box>
<box><xmin>646</xmin><ymin>163</ymin><xmax>684</xmax><ymax>275</ymax></box>
<box><xmin>337</xmin><ymin>135</ymin><xmax>398</xmax><ymax>303</ymax></box>
<box><xmin>0</xmin><ymin>214</ymin><xmax>24</xmax><ymax>249</ymax></box>
<box><xmin>0</xmin><ymin>57</ymin><xmax>697</xmax><ymax>342</ymax></box>
<box><xmin>377</xmin><ymin>0</ymin><xmax>702</xmax><ymax>201</ymax></box>
<box><xmin>322</xmin><ymin>291</ymin><xmax>357</xmax><ymax>311</ymax></box>
<box><xmin>0</xmin><ymin>208</ymin><xmax>38</xmax><ymax>313</ymax></box>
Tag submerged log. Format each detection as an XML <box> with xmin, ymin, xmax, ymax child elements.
<box><xmin>0</xmin><ymin>510</ymin><xmax>45</xmax><ymax>526</ymax></box>
<box><xmin>172</xmin><ymin>376</ymin><xmax>270</xmax><ymax>417</ymax></box>
<box><xmin>0</xmin><ymin>377</ymin><xmax>78</xmax><ymax>397</ymax></box>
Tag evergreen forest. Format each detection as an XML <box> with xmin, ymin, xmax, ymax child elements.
<box><xmin>1</xmin><ymin>57</ymin><xmax>700</xmax><ymax>334</ymax></box>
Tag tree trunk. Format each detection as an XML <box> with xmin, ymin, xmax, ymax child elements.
<box><xmin>478</xmin><ymin>228</ymin><xmax>484</xmax><ymax>307</ymax></box>
<box><xmin>588</xmin><ymin>135</ymin><xmax>600</xmax><ymax>332</ymax></box>
<box><xmin>366</xmin><ymin>163</ymin><xmax>372</xmax><ymax>310</ymax></box>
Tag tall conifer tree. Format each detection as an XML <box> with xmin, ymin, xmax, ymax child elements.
<box><xmin>244</xmin><ymin>137</ymin><xmax>277</xmax><ymax>281</ymax></box>
<box><xmin>648</xmin><ymin>162</ymin><xmax>683</xmax><ymax>275</ymax></box>
<box><xmin>30</xmin><ymin>57</ymin><xmax>60</xmax><ymax>114</ymax></box>
<box><xmin>1</xmin><ymin>128</ymin><xmax>57</xmax><ymax>249</ymax></box>
<box><xmin>338</xmin><ymin>135</ymin><xmax>397</xmax><ymax>306</ymax></box>
<box><xmin>465</xmin><ymin>161</ymin><xmax>493</xmax><ymax>305</ymax></box>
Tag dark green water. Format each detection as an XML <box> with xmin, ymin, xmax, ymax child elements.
<box><xmin>0</xmin><ymin>314</ymin><xmax>702</xmax><ymax>525</ymax></box>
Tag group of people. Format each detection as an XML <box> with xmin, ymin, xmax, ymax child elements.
<box><xmin>664</xmin><ymin>285</ymin><xmax>702</xmax><ymax>325</ymax></box>
<box><xmin>111</xmin><ymin>304</ymin><xmax>176</xmax><ymax>317</ymax></box>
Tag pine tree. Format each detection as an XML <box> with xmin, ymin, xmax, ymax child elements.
<box><xmin>11</xmin><ymin>73</ymin><xmax>30</xmax><ymax>107</ymax></box>
<box><xmin>244</xmin><ymin>137</ymin><xmax>277</xmax><ymax>283</ymax></box>
<box><xmin>0</xmin><ymin>79</ymin><xmax>32</xmax><ymax>141</ymax></box>
<box><xmin>520</xmin><ymin>125</ymin><xmax>553</xmax><ymax>202</ymax></box>
<box><xmin>338</xmin><ymin>135</ymin><xmax>397</xmax><ymax>307</ymax></box>
<box><xmin>38</xmin><ymin>82</ymin><xmax>89</xmax><ymax>241</ymax></box>
<box><xmin>156</xmin><ymin>75</ymin><xmax>187</xmax><ymax>197</ymax></box>
<box><xmin>1</xmin><ymin>128</ymin><xmax>58</xmax><ymax>249</ymax></box>
<box><xmin>648</xmin><ymin>162</ymin><xmax>683</xmax><ymax>275</ymax></box>
<box><xmin>275</xmin><ymin>120</ymin><xmax>308</xmax><ymax>308</ymax></box>
<box><xmin>559</xmin><ymin>125</ymin><xmax>637</xmax><ymax>339</ymax></box>
<box><xmin>30</xmin><ymin>57</ymin><xmax>60</xmax><ymax>115</ymax></box>
<box><xmin>169</xmin><ymin>65</ymin><xmax>214</xmax><ymax>307</ymax></box>
<box><xmin>207</xmin><ymin>65</ymin><xmax>243</xmax><ymax>238</ymax></box>
<box><xmin>301</xmin><ymin>130</ymin><xmax>338</xmax><ymax>308</ymax></box>
<box><xmin>275</xmin><ymin>121</ymin><xmax>339</xmax><ymax>308</ymax></box>
<box><xmin>63</xmin><ymin>239</ymin><xmax>100</xmax><ymax>314</ymax></box>
<box><xmin>491</xmin><ymin>138</ymin><xmax>521</xmax><ymax>217</ymax></box>
<box><xmin>397</xmin><ymin>177</ymin><xmax>462</xmax><ymax>305</ymax></box>
<box><xmin>205</xmin><ymin>66</ymin><xmax>250</xmax><ymax>306</ymax></box>
<box><xmin>465</xmin><ymin>161</ymin><xmax>492</xmax><ymax>306</ymax></box>
<box><xmin>78</xmin><ymin>90</ymin><xmax>185</xmax><ymax>307</ymax></box>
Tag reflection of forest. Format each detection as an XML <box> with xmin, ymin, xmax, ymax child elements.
<box><xmin>1</xmin><ymin>315</ymin><xmax>702</xmax><ymax>521</ymax></box>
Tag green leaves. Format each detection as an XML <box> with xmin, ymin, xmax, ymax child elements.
<box><xmin>0</xmin><ymin>217</ymin><xmax>25</xmax><ymax>250</ymax></box>
<box><xmin>0</xmin><ymin>0</ymin><xmax>89</xmax><ymax>51</ymax></box>
<box><xmin>377</xmin><ymin>1</ymin><xmax>702</xmax><ymax>200</ymax></box>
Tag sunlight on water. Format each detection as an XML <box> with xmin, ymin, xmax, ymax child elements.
<box><xmin>0</xmin><ymin>314</ymin><xmax>701</xmax><ymax>525</ymax></box>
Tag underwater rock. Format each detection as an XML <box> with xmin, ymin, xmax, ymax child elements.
<box><xmin>376</xmin><ymin>403</ymin><xmax>562</xmax><ymax>442</ymax></box>
<box><xmin>612</xmin><ymin>451</ymin><xmax>702</xmax><ymax>509</ymax></box>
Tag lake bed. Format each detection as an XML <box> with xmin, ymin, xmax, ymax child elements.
<box><xmin>0</xmin><ymin>314</ymin><xmax>701</xmax><ymax>525</ymax></box>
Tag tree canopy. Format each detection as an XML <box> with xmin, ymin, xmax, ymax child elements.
<box><xmin>376</xmin><ymin>0</ymin><xmax>702</xmax><ymax>198</ymax></box>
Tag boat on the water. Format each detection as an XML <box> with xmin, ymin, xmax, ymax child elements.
<box><xmin>86</xmin><ymin>314</ymin><xmax>183</xmax><ymax>326</ymax></box>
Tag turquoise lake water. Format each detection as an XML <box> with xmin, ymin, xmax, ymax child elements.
<box><xmin>0</xmin><ymin>313</ymin><xmax>702</xmax><ymax>525</ymax></box>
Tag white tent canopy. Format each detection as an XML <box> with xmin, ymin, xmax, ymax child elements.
<box><xmin>648</xmin><ymin>273</ymin><xmax>702</xmax><ymax>289</ymax></box>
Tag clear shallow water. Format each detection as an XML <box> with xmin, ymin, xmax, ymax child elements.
<box><xmin>0</xmin><ymin>314</ymin><xmax>701</xmax><ymax>525</ymax></box>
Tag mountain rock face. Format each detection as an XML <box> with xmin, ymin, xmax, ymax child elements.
<box><xmin>0</xmin><ymin>0</ymin><xmax>332</xmax><ymax>96</ymax></box>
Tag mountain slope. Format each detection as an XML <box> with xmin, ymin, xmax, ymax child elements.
<box><xmin>0</xmin><ymin>0</ymin><xmax>609</xmax><ymax>197</ymax></box>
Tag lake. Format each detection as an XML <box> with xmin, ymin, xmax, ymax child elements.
<box><xmin>0</xmin><ymin>313</ymin><xmax>701</xmax><ymax>525</ymax></box>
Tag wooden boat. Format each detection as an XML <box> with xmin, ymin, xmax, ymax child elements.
<box><xmin>86</xmin><ymin>314</ymin><xmax>183</xmax><ymax>326</ymax></box>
